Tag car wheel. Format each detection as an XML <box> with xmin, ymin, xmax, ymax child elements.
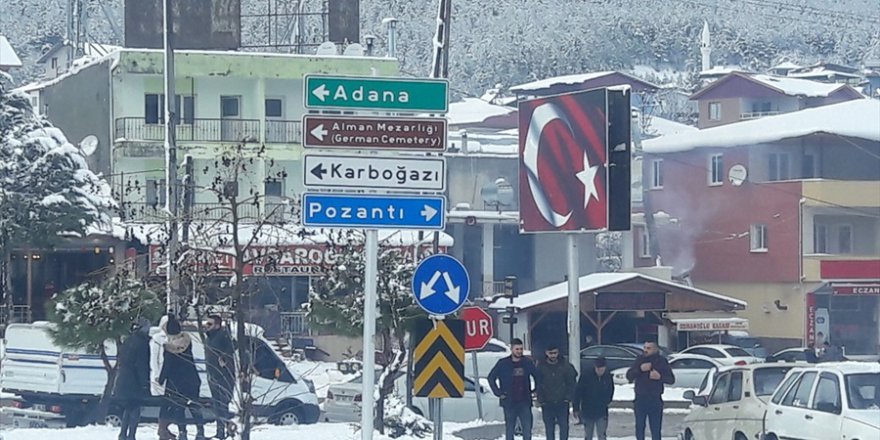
<box><xmin>275</xmin><ymin>406</ymin><xmax>302</xmax><ymax>426</ymax></box>
<box><xmin>104</xmin><ymin>413</ymin><xmax>122</xmax><ymax>427</ymax></box>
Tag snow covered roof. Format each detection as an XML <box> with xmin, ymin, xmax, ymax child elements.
<box><xmin>698</xmin><ymin>66</ymin><xmax>745</xmax><ymax>77</ymax></box>
<box><xmin>510</xmin><ymin>71</ymin><xmax>617</xmax><ymax>92</ymax></box>
<box><xmin>642</xmin><ymin>99</ymin><xmax>880</xmax><ymax>153</ymax></box>
<box><xmin>749</xmin><ymin>74</ymin><xmax>855</xmax><ymax>97</ymax></box>
<box><xmin>35</xmin><ymin>40</ymin><xmax>121</xmax><ymax>64</ymax></box>
<box><xmin>446</xmin><ymin>97</ymin><xmax>516</xmax><ymax>126</ymax></box>
<box><xmin>788</xmin><ymin>69</ymin><xmax>862</xmax><ymax>80</ymax></box>
<box><xmin>642</xmin><ymin>116</ymin><xmax>697</xmax><ymax>138</ymax></box>
<box><xmin>771</xmin><ymin>61</ymin><xmax>802</xmax><ymax>70</ymax></box>
<box><xmin>488</xmin><ymin>272</ymin><xmax>747</xmax><ymax>310</ymax></box>
<box><xmin>0</xmin><ymin>36</ymin><xmax>22</xmax><ymax>68</ymax></box>
<box><xmin>446</xmin><ymin>131</ymin><xmax>518</xmax><ymax>156</ymax></box>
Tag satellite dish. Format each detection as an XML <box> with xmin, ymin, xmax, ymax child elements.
<box><xmin>343</xmin><ymin>43</ymin><xmax>365</xmax><ymax>57</ymax></box>
<box><xmin>79</xmin><ymin>135</ymin><xmax>99</xmax><ymax>156</ymax></box>
<box><xmin>729</xmin><ymin>164</ymin><xmax>748</xmax><ymax>186</ymax></box>
<box><xmin>316</xmin><ymin>42</ymin><xmax>338</xmax><ymax>56</ymax></box>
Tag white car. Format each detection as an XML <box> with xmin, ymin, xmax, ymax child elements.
<box><xmin>763</xmin><ymin>362</ymin><xmax>880</xmax><ymax>440</ymax></box>
<box><xmin>612</xmin><ymin>354</ymin><xmax>723</xmax><ymax>388</ymax></box>
<box><xmin>324</xmin><ymin>372</ymin><xmax>506</xmax><ymax>423</ymax></box>
<box><xmin>679</xmin><ymin>363</ymin><xmax>794</xmax><ymax>440</ymax></box>
<box><xmin>679</xmin><ymin>344</ymin><xmax>762</xmax><ymax>366</ymax></box>
<box><xmin>469</xmin><ymin>338</ymin><xmax>531</xmax><ymax>378</ymax></box>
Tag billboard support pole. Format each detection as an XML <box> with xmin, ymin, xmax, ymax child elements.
<box><xmin>567</xmin><ymin>234</ymin><xmax>580</xmax><ymax>375</ymax></box>
<box><xmin>362</xmin><ymin>229</ymin><xmax>378</xmax><ymax>440</ymax></box>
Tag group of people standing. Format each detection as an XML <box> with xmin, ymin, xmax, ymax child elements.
<box><xmin>112</xmin><ymin>314</ymin><xmax>236</xmax><ymax>440</ymax></box>
<box><xmin>487</xmin><ymin>339</ymin><xmax>674</xmax><ymax>440</ymax></box>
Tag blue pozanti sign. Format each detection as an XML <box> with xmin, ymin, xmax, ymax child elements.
<box><xmin>301</xmin><ymin>193</ymin><xmax>446</xmax><ymax>230</ymax></box>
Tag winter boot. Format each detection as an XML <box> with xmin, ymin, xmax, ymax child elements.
<box><xmin>194</xmin><ymin>424</ymin><xmax>206</xmax><ymax>440</ymax></box>
<box><xmin>158</xmin><ymin>419</ymin><xmax>175</xmax><ymax>440</ymax></box>
<box><xmin>214</xmin><ymin>421</ymin><xmax>226</xmax><ymax>440</ymax></box>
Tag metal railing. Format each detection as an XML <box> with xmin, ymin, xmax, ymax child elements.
<box><xmin>115</xmin><ymin>117</ymin><xmax>262</xmax><ymax>143</ymax></box>
<box><xmin>121</xmin><ymin>202</ymin><xmax>265</xmax><ymax>222</ymax></box>
<box><xmin>0</xmin><ymin>305</ymin><xmax>32</xmax><ymax>325</ymax></box>
<box><xmin>280</xmin><ymin>311</ymin><xmax>310</xmax><ymax>336</ymax></box>
<box><xmin>740</xmin><ymin>111</ymin><xmax>781</xmax><ymax>120</ymax></box>
<box><xmin>266</xmin><ymin>120</ymin><xmax>303</xmax><ymax>143</ymax></box>
<box><xmin>483</xmin><ymin>281</ymin><xmax>508</xmax><ymax>296</ymax></box>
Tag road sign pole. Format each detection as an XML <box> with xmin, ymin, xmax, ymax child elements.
<box><xmin>471</xmin><ymin>352</ymin><xmax>483</xmax><ymax>419</ymax></box>
<box><xmin>567</xmin><ymin>234</ymin><xmax>581</xmax><ymax>375</ymax></box>
<box><xmin>362</xmin><ymin>229</ymin><xmax>378</xmax><ymax>440</ymax></box>
<box><xmin>432</xmin><ymin>397</ymin><xmax>443</xmax><ymax>440</ymax></box>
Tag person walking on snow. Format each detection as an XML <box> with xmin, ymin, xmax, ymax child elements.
<box><xmin>204</xmin><ymin>315</ymin><xmax>235</xmax><ymax>440</ymax></box>
<box><xmin>536</xmin><ymin>344</ymin><xmax>578</xmax><ymax>440</ymax></box>
<box><xmin>573</xmin><ymin>356</ymin><xmax>615</xmax><ymax>440</ymax></box>
<box><xmin>625</xmin><ymin>341</ymin><xmax>675</xmax><ymax>440</ymax></box>
<box><xmin>113</xmin><ymin>317</ymin><xmax>152</xmax><ymax>440</ymax></box>
<box><xmin>159</xmin><ymin>315</ymin><xmax>206</xmax><ymax>440</ymax></box>
<box><xmin>488</xmin><ymin>338</ymin><xmax>540</xmax><ymax>440</ymax></box>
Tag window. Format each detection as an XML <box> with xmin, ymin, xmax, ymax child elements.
<box><xmin>51</xmin><ymin>57</ymin><xmax>58</xmax><ymax>69</ymax></box>
<box><xmin>144</xmin><ymin>94</ymin><xmax>194</xmax><ymax>124</ymax></box>
<box><xmin>672</xmin><ymin>358</ymin><xmax>715</xmax><ymax>370</ymax></box>
<box><xmin>264</xmin><ymin>179</ymin><xmax>283</xmax><ymax>198</ymax></box>
<box><xmin>750</xmin><ymin>224</ymin><xmax>768</xmax><ymax>252</ymax></box>
<box><xmin>838</xmin><ymin>225</ymin><xmax>852</xmax><ymax>254</ymax></box>
<box><xmin>146</xmin><ymin>179</ymin><xmax>166</xmax><ymax>206</ymax></box>
<box><xmin>802</xmin><ymin>154</ymin><xmax>816</xmax><ymax>178</ymax></box>
<box><xmin>752</xmin><ymin>101</ymin><xmax>772</xmax><ymax>113</ymax></box>
<box><xmin>728</xmin><ymin>371</ymin><xmax>743</xmax><ymax>402</ymax></box>
<box><xmin>812</xmin><ymin>374</ymin><xmax>841</xmax><ymax>413</ymax></box>
<box><xmin>724</xmin><ymin>347</ymin><xmax>751</xmax><ymax>357</ymax></box>
<box><xmin>709</xmin><ymin>373</ymin><xmax>731</xmax><ymax>404</ymax></box>
<box><xmin>814</xmin><ymin>224</ymin><xmax>829</xmax><ymax>253</ymax></box>
<box><xmin>223</xmin><ymin>181</ymin><xmax>239</xmax><ymax>198</ymax></box>
<box><xmin>783</xmin><ymin>372</ymin><xmax>817</xmax><ymax>408</ymax></box>
<box><xmin>180</xmin><ymin>96</ymin><xmax>195</xmax><ymax>125</ymax></box>
<box><xmin>265</xmin><ymin>98</ymin><xmax>284</xmax><ymax>118</ymax></box>
<box><xmin>639</xmin><ymin>228</ymin><xmax>651</xmax><ymax>258</ymax></box>
<box><xmin>709</xmin><ymin>154</ymin><xmax>724</xmax><ymax>185</ymax></box>
<box><xmin>221</xmin><ymin>96</ymin><xmax>240</xmax><ymax>118</ymax></box>
<box><xmin>755</xmin><ymin>367</ymin><xmax>793</xmax><ymax>397</ymax></box>
<box><xmin>688</xmin><ymin>347</ymin><xmax>724</xmax><ymax>359</ymax></box>
<box><xmin>651</xmin><ymin>159</ymin><xmax>663</xmax><ymax>189</ymax></box>
<box><xmin>845</xmin><ymin>373</ymin><xmax>880</xmax><ymax>410</ymax></box>
<box><xmin>708</xmin><ymin>102</ymin><xmax>722</xmax><ymax>121</ymax></box>
<box><xmin>768</xmin><ymin>153</ymin><xmax>790</xmax><ymax>181</ymax></box>
<box><xmin>772</xmin><ymin>372</ymin><xmax>800</xmax><ymax>404</ymax></box>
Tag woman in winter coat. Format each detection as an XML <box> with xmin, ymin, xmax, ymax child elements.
<box><xmin>113</xmin><ymin>317</ymin><xmax>152</xmax><ymax>440</ymax></box>
<box><xmin>158</xmin><ymin>315</ymin><xmax>206</xmax><ymax>440</ymax></box>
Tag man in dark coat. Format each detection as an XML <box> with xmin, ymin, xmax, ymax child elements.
<box><xmin>204</xmin><ymin>315</ymin><xmax>235</xmax><ymax>439</ymax></box>
<box><xmin>536</xmin><ymin>344</ymin><xmax>578</xmax><ymax>440</ymax></box>
<box><xmin>159</xmin><ymin>315</ymin><xmax>206</xmax><ymax>440</ymax></box>
<box><xmin>114</xmin><ymin>317</ymin><xmax>152</xmax><ymax>440</ymax></box>
<box><xmin>488</xmin><ymin>338</ymin><xmax>540</xmax><ymax>440</ymax></box>
<box><xmin>573</xmin><ymin>356</ymin><xmax>615</xmax><ymax>440</ymax></box>
<box><xmin>625</xmin><ymin>342</ymin><xmax>675</xmax><ymax>440</ymax></box>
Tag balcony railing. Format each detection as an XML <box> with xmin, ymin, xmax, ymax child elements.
<box><xmin>281</xmin><ymin>311</ymin><xmax>311</xmax><ymax>336</ymax></box>
<box><xmin>115</xmin><ymin>118</ymin><xmax>296</xmax><ymax>143</ymax></box>
<box><xmin>740</xmin><ymin>111</ymin><xmax>781</xmax><ymax>120</ymax></box>
<box><xmin>120</xmin><ymin>201</ymin><xmax>287</xmax><ymax>223</ymax></box>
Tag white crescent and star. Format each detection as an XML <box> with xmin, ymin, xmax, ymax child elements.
<box><xmin>523</xmin><ymin>102</ymin><xmax>601</xmax><ymax>226</ymax></box>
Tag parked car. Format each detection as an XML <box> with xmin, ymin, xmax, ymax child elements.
<box><xmin>469</xmin><ymin>338</ymin><xmax>531</xmax><ymax>378</ymax></box>
<box><xmin>765</xmin><ymin>347</ymin><xmax>814</xmax><ymax>363</ymax></box>
<box><xmin>615</xmin><ymin>343</ymin><xmax>674</xmax><ymax>358</ymax></box>
<box><xmin>324</xmin><ymin>372</ymin><xmax>507</xmax><ymax>423</ymax></box>
<box><xmin>711</xmin><ymin>332</ymin><xmax>768</xmax><ymax>359</ymax></box>
<box><xmin>612</xmin><ymin>354</ymin><xmax>725</xmax><ymax>388</ymax></box>
<box><xmin>679</xmin><ymin>364</ymin><xmax>794</xmax><ymax>440</ymax></box>
<box><xmin>763</xmin><ymin>362</ymin><xmax>880</xmax><ymax>440</ymax></box>
<box><xmin>580</xmin><ymin>344</ymin><xmax>642</xmax><ymax>371</ymax></box>
<box><xmin>679</xmin><ymin>344</ymin><xmax>762</xmax><ymax>365</ymax></box>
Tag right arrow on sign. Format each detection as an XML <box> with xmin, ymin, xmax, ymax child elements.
<box><xmin>310</xmin><ymin>124</ymin><xmax>328</xmax><ymax>141</ymax></box>
<box><xmin>421</xmin><ymin>205</ymin><xmax>438</xmax><ymax>222</ymax></box>
<box><xmin>441</xmin><ymin>272</ymin><xmax>460</xmax><ymax>302</ymax></box>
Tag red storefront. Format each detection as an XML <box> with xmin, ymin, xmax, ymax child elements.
<box><xmin>807</xmin><ymin>260</ymin><xmax>880</xmax><ymax>358</ymax></box>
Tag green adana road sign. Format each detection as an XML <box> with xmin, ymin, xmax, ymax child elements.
<box><xmin>304</xmin><ymin>74</ymin><xmax>449</xmax><ymax>113</ymax></box>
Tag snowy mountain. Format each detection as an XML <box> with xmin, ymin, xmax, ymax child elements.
<box><xmin>2</xmin><ymin>0</ymin><xmax>878</xmax><ymax>95</ymax></box>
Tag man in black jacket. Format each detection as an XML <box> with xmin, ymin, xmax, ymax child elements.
<box><xmin>573</xmin><ymin>356</ymin><xmax>614</xmax><ymax>440</ymax></box>
<box><xmin>113</xmin><ymin>317</ymin><xmax>152</xmax><ymax>440</ymax></box>
<box><xmin>625</xmin><ymin>342</ymin><xmax>675</xmax><ymax>440</ymax></box>
<box><xmin>488</xmin><ymin>338</ymin><xmax>540</xmax><ymax>440</ymax></box>
<box><xmin>204</xmin><ymin>315</ymin><xmax>235</xmax><ymax>439</ymax></box>
<box><xmin>536</xmin><ymin>344</ymin><xmax>578</xmax><ymax>440</ymax></box>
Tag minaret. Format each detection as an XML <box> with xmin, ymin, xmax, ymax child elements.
<box><xmin>701</xmin><ymin>20</ymin><xmax>711</xmax><ymax>72</ymax></box>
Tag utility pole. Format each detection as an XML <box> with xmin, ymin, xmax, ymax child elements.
<box><xmin>163</xmin><ymin>0</ymin><xmax>179</xmax><ymax>315</ymax></box>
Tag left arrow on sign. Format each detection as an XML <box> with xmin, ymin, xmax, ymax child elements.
<box><xmin>310</xmin><ymin>124</ymin><xmax>328</xmax><ymax>141</ymax></box>
<box><xmin>420</xmin><ymin>271</ymin><xmax>443</xmax><ymax>300</ymax></box>
<box><xmin>310</xmin><ymin>163</ymin><xmax>328</xmax><ymax>180</ymax></box>
<box><xmin>312</xmin><ymin>84</ymin><xmax>330</xmax><ymax>101</ymax></box>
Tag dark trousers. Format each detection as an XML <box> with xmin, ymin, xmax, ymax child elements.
<box><xmin>209</xmin><ymin>380</ymin><xmax>233</xmax><ymax>438</ymax></box>
<box><xmin>541</xmin><ymin>402</ymin><xmax>570</xmax><ymax>440</ymax></box>
<box><xmin>117</xmin><ymin>399</ymin><xmax>142</xmax><ymax>440</ymax></box>
<box><xmin>163</xmin><ymin>393</ymin><xmax>205</xmax><ymax>436</ymax></box>
<box><xmin>503</xmin><ymin>400</ymin><xmax>533</xmax><ymax>440</ymax></box>
<box><xmin>634</xmin><ymin>399</ymin><xmax>663</xmax><ymax>440</ymax></box>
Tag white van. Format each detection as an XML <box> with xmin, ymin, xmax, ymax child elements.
<box><xmin>0</xmin><ymin>322</ymin><xmax>320</xmax><ymax>427</ymax></box>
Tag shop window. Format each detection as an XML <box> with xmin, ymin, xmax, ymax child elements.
<box><xmin>750</xmin><ymin>224</ymin><xmax>768</xmax><ymax>252</ymax></box>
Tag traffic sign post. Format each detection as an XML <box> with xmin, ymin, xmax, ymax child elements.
<box><xmin>301</xmin><ymin>193</ymin><xmax>445</xmax><ymax>230</ymax></box>
<box><xmin>304</xmin><ymin>155</ymin><xmax>446</xmax><ymax>192</ymax></box>
<box><xmin>412</xmin><ymin>254</ymin><xmax>470</xmax><ymax>316</ymax></box>
<box><xmin>304</xmin><ymin>74</ymin><xmax>449</xmax><ymax>112</ymax></box>
<box><xmin>303</xmin><ymin>115</ymin><xmax>447</xmax><ymax>151</ymax></box>
<box><xmin>461</xmin><ymin>306</ymin><xmax>493</xmax><ymax>420</ymax></box>
<box><xmin>412</xmin><ymin>319</ymin><xmax>466</xmax><ymax>398</ymax></box>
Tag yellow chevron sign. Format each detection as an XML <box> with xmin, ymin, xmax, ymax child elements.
<box><xmin>412</xmin><ymin>319</ymin><xmax>465</xmax><ymax>398</ymax></box>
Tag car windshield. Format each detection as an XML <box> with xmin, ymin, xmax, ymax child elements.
<box><xmin>754</xmin><ymin>367</ymin><xmax>792</xmax><ymax>396</ymax></box>
<box><xmin>845</xmin><ymin>373</ymin><xmax>880</xmax><ymax>410</ymax></box>
<box><xmin>725</xmin><ymin>347</ymin><xmax>751</xmax><ymax>357</ymax></box>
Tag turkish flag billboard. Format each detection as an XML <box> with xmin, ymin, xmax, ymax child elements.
<box><xmin>518</xmin><ymin>88</ymin><xmax>630</xmax><ymax>233</ymax></box>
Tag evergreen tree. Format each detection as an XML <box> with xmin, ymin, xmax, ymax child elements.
<box><xmin>46</xmin><ymin>275</ymin><xmax>163</xmax><ymax>420</ymax></box>
<box><xmin>0</xmin><ymin>76</ymin><xmax>115</xmax><ymax>311</ymax></box>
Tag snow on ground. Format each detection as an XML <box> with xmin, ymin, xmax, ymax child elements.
<box><xmin>286</xmin><ymin>360</ymin><xmax>356</xmax><ymax>400</ymax></box>
<box><xmin>0</xmin><ymin>423</ymin><xmax>678</xmax><ymax>440</ymax></box>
